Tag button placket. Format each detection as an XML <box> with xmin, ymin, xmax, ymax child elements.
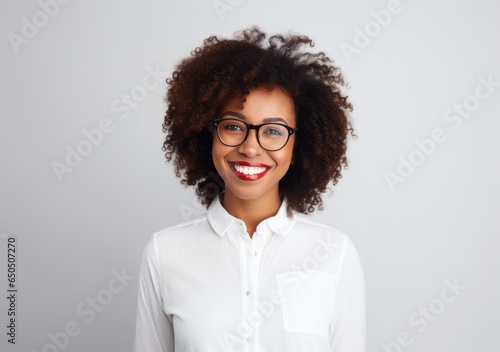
<box><xmin>247</xmin><ymin>236</ymin><xmax>258</xmax><ymax>348</ymax></box>
<box><xmin>239</xmin><ymin>227</ymin><xmax>269</xmax><ymax>352</ymax></box>
<box><xmin>247</xmin><ymin>233</ymin><xmax>268</xmax><ymax>351</ymax></box>
<box><xmin>238</xmin><ymin>232</ymin><xmax>256</xmax><ymax>352</ymax></box>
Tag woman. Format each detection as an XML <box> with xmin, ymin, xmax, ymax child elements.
<box><xmin>133</xmin><ymin>27</ymin><xmax>366</xmax><ymax>352</ymax></box>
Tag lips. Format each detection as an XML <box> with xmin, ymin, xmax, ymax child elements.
<box><xmin>229</xmin><ymin>161</ymin><xmax>270</xmax><ymax>181</ymax></box>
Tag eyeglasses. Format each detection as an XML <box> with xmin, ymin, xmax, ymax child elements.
<box><xmin>211</xmin><ymin>118</ymin><xmax>298</xmax><ymax>151</ymax></box>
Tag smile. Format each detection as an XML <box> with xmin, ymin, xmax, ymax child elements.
<box><xmin>229</xmin><ymin>161</ymin><xmax>270</xmax><ymax>181</ymax></box>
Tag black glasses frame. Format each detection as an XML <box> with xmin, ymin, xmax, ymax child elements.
<box><xmin>211</xmin><ymin>118</ymin><xmax>298</xmax><ymax>151</ymax></box>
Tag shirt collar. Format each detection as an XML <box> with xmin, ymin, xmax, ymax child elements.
<box><xmin>207</xmin><ymin>194</ymin><xmax>295</xmax><ymax>237</ymax></box>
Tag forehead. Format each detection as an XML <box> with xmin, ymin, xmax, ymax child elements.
<box><xmin>220</xmin><ymin>86</ymin><xmax>296</xmax><ymax>124</ymax></box>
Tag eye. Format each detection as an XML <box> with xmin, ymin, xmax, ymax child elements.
<box><xmin>262</xmin><ymin>125</ymin><xmax>286</xmax><ymax>136</ymax></box>
<box><xmin>218</xmin><ymin>119</ymin><xmax>246</xmax><ymax>134</ymax></box>
<box><xmin>225</xmin><ymin>123</ymin><xmax>243</xmax><ymax>131</ymax></box>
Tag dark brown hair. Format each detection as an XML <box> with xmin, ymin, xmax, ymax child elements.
<box><xmin>162</xmin><ymin>26</ymin><xmax>356</xmax><ymax>214</ymax></box>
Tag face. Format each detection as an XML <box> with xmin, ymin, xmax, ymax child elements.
<box><xmin>212</xmin><ymin>86</ymin><xmax>296</xmax><ymax>204</ymax></box>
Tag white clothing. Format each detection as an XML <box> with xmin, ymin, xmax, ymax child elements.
<box><xmin>133</xmin><ymin>196</ymin><xmax>366</xmax><ymax>352</ymax></box>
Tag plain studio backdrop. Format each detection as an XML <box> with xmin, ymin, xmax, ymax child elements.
<box><xmin>1</xmin><ymin>0</ymin><xmax>499</xmax><ymax>351</ymax></box>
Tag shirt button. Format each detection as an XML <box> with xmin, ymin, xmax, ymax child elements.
<box><xmin>254</xmin><ymin>251</ymin><xmax>258</xmax><ymax>256</ymax></box>
<box><xmin>247</xmin><ymin>337</ymin><xmax>252</xmax><ymax>344</ymax></box>
<box><xmin>245</xmin><ymin>290</ymin><xmax>251</xmax><ymax>296</ymax></box>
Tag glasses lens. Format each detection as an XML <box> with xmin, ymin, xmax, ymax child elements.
<box><xmin>217</xmin><ymin>119</ymin><xmax>247</xmax><ymax>146</ymax></box>
<box><xmin>258</xmin><ymin>124</ymin><xmax>289</xmax><ymax>150</ymax></box>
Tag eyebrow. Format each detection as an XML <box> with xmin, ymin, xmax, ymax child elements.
<box><xmin>221</xmin><ymin>111</ymin><xmax>289</xmax><ymax>124</ymax></box>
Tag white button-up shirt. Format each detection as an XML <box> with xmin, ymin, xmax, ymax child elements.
<box><xmin>133</xmin><ymin>196</ymin><xmax>366</xmax><ymax>352</ymax></box>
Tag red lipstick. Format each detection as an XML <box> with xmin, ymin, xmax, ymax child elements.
<box><xmin>229</xmin><ymin>161</ymin><xmax>270</xmax><ymax>181</ymax></box>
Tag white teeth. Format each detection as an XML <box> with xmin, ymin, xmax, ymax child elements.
<box><xmin>233</xmin><ymin>164</ymin><xmax>267</xmax><ymax>175</ymax></box>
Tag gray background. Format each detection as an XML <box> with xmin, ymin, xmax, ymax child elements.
<box><xmin>1</xmin><ymin>0</ymin><xmax>499</xmax><ymax>351</ymax></box>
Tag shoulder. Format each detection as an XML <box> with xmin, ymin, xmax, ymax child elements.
<box><xmin>154</xmin><ymin>214</ymin><xmax>209</xmax><ymax>238</ymax></box>
<box><xmin>142</xmin><ymin>214</ymin><xmax>211</xmax><ymax>256</ymax></box>
<box><xmin>292</xmin><ymin>213</ymin><xmax>349</xmax><ymax>246</ymax></box>
<box><xmin>291</xmin><ymin>213</ymin><xmax>363</xmax><ymax>264</ymax></box>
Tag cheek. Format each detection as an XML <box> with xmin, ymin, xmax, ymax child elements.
<box><xmin>211</xmin><ymin>143</ymin><xmax>220</xmax><ymax>169</ymax></box>
<box><xmin>278</xmin><ymin>144</ymin><xmax>295</xmax><ymax>166</ymax></box>
<box><xmin>211</xmin><ymin>140</ymin><xmax>230</xmax><ymax>174</ymax></box>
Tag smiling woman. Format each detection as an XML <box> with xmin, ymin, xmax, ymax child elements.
<box><xmin>210</xmin><ymin>86</ymin><xmax>297</xmax><ymax>235</ymax></box>
<box><xmin>133</xmin><ymin>26</ymin><xmax>366</xmax><ymax>352</ymax></box>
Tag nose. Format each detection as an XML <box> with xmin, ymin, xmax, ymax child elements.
<box><xmin>238</xmin><ymin>129</ymin><xmax>262</xmax><ymax>157</ymax></box>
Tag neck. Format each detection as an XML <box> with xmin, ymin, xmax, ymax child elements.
<box><xmin>222</xmin><ymin>191</ymin><xmax>282</xmax><ymax>238</ymax></box>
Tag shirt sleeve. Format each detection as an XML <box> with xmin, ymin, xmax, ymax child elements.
<box><xmin>329</xmin><ymin>235</ymin><xmax>366</xmax><ymax>352</ymax></box>
<box><xmin>133</xmin><ymin>233</ymin><xmax>175</xmax><ymax>352</ymax></box>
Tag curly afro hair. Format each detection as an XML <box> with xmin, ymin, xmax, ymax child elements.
<box><xmin>162</xmin><ymin>26</ymin><xmax>356</xmax><ymax>214</ymax></box>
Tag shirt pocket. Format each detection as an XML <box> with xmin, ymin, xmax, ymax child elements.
<box><xmin>274</xmin><ymin>271</ymin><xmax>335</xmax><ymax>338</ymax></box>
